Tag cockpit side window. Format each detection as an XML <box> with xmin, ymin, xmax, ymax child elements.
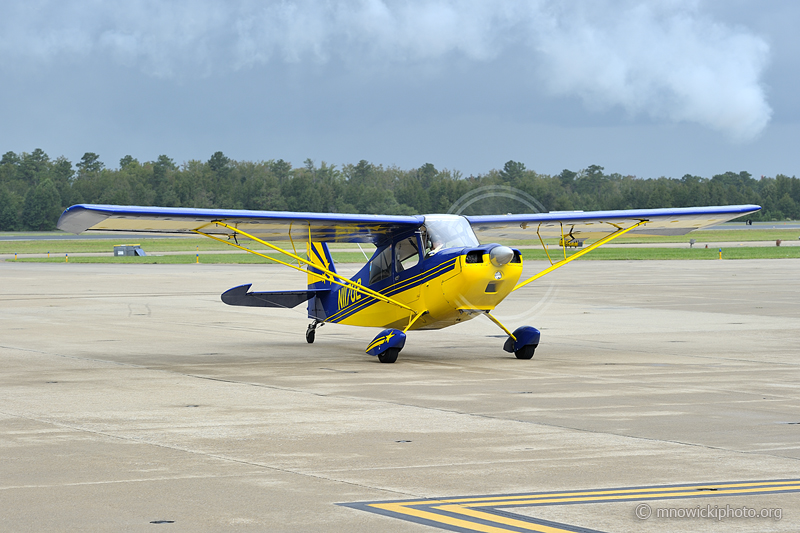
<box><xmin>368</xmin><ymin>245</ymin><xmax>392</xmax><ymax>285</ymax></box>
<box><xmin>394</xmin><ymin>236</ymin><xmax>420</xmax><ymax>273</ymax></box>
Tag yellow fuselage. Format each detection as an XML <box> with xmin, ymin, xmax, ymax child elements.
<box><xmin>337</xmin><ymin>253</ymin><xmax>523</xmax><ymax>331</ymax></box>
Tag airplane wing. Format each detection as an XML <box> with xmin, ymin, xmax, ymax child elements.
<box><xmin>58</xmin><ymin>203</ymin><xmax>761</xmax><ymax>243</ymax></box>
<box><xmin>466</xmin><ymin>205</ymin><xmax>761</xmax><ymax>241</ymax></box>
<box><xmin>57</xmin><ymin>204</ymin><xmax>424</xmax><ymax>244</ymax></box>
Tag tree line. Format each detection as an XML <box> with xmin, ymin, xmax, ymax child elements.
<box><xmin>1</xmin><ymin>149</ymin><xmax>799</xmax><ymax>231</ymax></box>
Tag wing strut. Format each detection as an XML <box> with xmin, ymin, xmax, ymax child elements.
<box><xmin>194</xmin><ymin>222</ymin><xmax>416</xmax><ymax>315</ymax></box>
<box><xmin>537</xmin><ymin>223</ymin><xmax>554</xmax><ymax>265</ymax></box>
<box><xmin>513</xmin><ymin>220</ymin><xmax>647</xmax><ymax>291</ymax></box>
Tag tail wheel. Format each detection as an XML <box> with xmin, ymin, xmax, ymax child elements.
<box><xmin>306</xmin><ymin>320</ymin><xmax>323</xmax><ymax>344</ymax></box>
<box><xmin>514</xmin><ymin>344</ymin><xmax>537</xmax><ymax>360</ymax></box>
<box><xmin>378</xmin><ymin>348</ymin><xmax>400</xmax><ymax>363</ymax></box>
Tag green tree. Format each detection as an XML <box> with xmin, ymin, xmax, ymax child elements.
<box><xmin>558</xmin><ymin>169</ymin><xmax>577</xmax><ymax>188</ymax></box>
<box><xmin>19</xmin><ymin>148</ymin><xmax>50</xmax><ymax>185</ymax></box>
<box><xmin>151</xmin><ymin>155</ymin><xmax>178</xmax><ymax>206</ymax></box>
<box><xmin>208</xmin><ymin>151</ymin><xmax>231</xmax><ymax>173</ymax></box>
<box><xmin>777</xmin><ymin>193</ymin><xmax>797</xmax><ymax>220</ymax></box>
<box><xmin>575</xmin><ymin>164</ymin><xmax>605</xmax><ymax>196</ymax></box>
<box><xmin>394</xmin><ymin>163</ymin><xmax>439</xmax><ymax>213</ymax></box>
<box><xmin>270</xmin><ymin>159</ymin><xmax>292</xmax><ymax>183</ymax></box>
<box><xmin>418</xmin><ymin>163</ymin><xmax>438</xmax><ymax>188</ymax></box>
<box><xmin>1</xmin><ymin>151</ymin><xmax>20</xmax><ymax>167</ymax></box>
<box><xmin>499</xmin><ymin>160</ymin><xmax>526</xmax><ymax>182</ymax></box>
<box><xmin>1</xmin><ymin>152</ymin><xmax>20</xmax><ymax>184</ymax></box>
<box><xmin>119</xmin><ymin>155</ymin><xmax>138</xmax><ymax>168</ymax></box>
<box><xmin>0</xmin><ymin>152</ymin><xmax>22</xmax><ymax>198</ymax></box>
<box><xmin>0</xmin><ymin>185</ymin><xmax>22</xmax><ymax>230</ymax></box>
<box><xmin>4</xmin><ymin>150</ymin><xmax>800</xmax><ymax>224</ymax></box>
<box><xmin>50</xmin><ymin>156</ymin><xmax>73</xmax><ymax>206</ymax></box>
<box><xmin>22</xmin><ymin>178</ymin><xmax>61</xmax><ymax>230</ymax></box>
<box><xmin>76</xmin><ymin>152</ymin><xmax>104</xmax><ymax>176</ymax></box>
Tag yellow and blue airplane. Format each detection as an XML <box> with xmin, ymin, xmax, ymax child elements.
<box><xmin>57</xmin><ymin>203</ymin><xmax>760</xmax><ymax>363</ymax></box>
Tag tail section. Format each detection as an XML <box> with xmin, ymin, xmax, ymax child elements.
<box><xmin>307</xmin><ymin>242</ymin><xmax>336</xmax><ymax>319</ymax></box>
<box><xmin>307</xmin><ymin>242</ymin><xmax>336</xmax><ymax>288</ymax></box>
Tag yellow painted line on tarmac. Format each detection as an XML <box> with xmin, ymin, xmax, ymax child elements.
<box><xmin>433</xmin><ymin>505</ymin><xmax>576</xmax><ymax>533</ymax></box>
<box><xmin>368</xmin><ymin>502</ymin><xmax>536</xmax><ymax>533</ymax></box>
<box><xmin>340</xmin><ymin>479</ymin><xmax>800</xmax><ymax>533</ymax></box>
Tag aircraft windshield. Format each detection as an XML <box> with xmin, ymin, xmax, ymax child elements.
<box><xmin>422</xmin><ymin>215</ymin><xmax>480</xmax><ymax>253</ymax></box>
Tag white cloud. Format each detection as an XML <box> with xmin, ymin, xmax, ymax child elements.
<box><xmin>0</xmin><ymin>0</ymin><xmax>772</xmax><ymax>140</ymax></box>
<box><xmin>531</xmin><ymin>1</ymin><xmax>771</xmax><ymax>141</ymax></box>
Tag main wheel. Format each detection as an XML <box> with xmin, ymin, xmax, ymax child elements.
<box><xmin>514</xmin><ymin>344</ymin><xmax>537</xmax><ymax>360</ymax></box>
<box><xmin>305</xmin><ymin>328</ymin><xmax>315</xmax><ymax>344</ymax></box>
<box><xmin>378</xmin><ymin>348</ymin><xmax>399</xmax><ymax>363</ymax></box>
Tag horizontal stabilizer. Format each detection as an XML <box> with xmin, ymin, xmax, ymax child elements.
<box><xmin>221</xmin><ymin>284</ymin><xmax>330</xmax><ymax>308</ymax></box>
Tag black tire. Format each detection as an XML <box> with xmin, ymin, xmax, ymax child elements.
<box><xmin>378</xmin><ymin>348</ymin><xmax>399</xmax><ymax>363</ymax></box>
<box><xmin>305</xmin><ymin>328</ymin><xmax>315</xmax><ymax>344</ymax></box>
<box><xmin>514</xmin><ymin>344</ymin><xmax>537</xmax><ymax>360</ymax></box>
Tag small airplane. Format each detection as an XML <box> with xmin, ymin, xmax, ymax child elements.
<box><xmin>57</xmin><ymin>203</ymin><xmax>760</xmax><ymax>363</ymax></box>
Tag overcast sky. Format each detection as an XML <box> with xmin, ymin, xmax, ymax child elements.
<box><xmin>1</xmin><ymin>0</ymin><xmax>797</xmax><ymax>179</ymax></box>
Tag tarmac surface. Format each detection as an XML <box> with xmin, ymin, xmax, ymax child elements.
<box><xmin>1</xmin><ymin>259</ymin><xmax>799</xmax><ymax>532</ymax></box>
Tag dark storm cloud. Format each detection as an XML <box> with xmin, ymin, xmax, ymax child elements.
<box><xmin>0</xmin><ymin>0</ymin><xmax>772</xmax><ymax>142</ymax></box>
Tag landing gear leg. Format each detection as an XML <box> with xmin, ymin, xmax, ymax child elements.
<box><xmin>306</xmin><ymin>320</ymin><xmax>323</xmax><ymax>344</ymax></box>
<box><xmin>485</xmin><ymin>312</ymin><xmax>540</xmax><ymax>360</ymax></box>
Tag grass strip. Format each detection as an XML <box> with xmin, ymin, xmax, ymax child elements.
<box><xmin>10</xmin><ymin>247</ymin><xmax>800</xmax><ymax>264</ymax></box>
<box><xmin>522</xmin><ymin>246</ymin><xmax>800</xmax><ymax>261</ymax></box>
<box><xmin>0</xmin><ymin>236</ymin><xmax>374</xmax><ymax>254</ymax></box>
<box><xmin>505</xmin><ymin>228</ymin><xmax>800</xmax><ymax>246</ymax></box>
<box><xmin>11</xmin><ymin>252</ymin><xmax>371</xmax><ymax>264</ymax></box>
<box><xmin>4</xmin><ymin>228</ymin><xmax>800</xmax><ymax>255</ymax></box>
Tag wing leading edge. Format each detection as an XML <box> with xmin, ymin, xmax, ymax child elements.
<box><xmin>466</xmin><ymin>205</ymin><xmax>761</xmax><ymax>241</ymax></box>
<box><xmin>58</xmin><ymin>203</ymin><xmax>761</xmax><ymax>244</ymax></box>
<box><xmin>57</xmin><ymin>204</ymin><xmax>424</xmax><ymax>244</ymax></box>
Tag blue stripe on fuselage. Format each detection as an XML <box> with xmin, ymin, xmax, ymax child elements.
<box><xmin>325</xmin><ymin>253</ymin><xmax>459</xmax><ymax>323</ymax></box>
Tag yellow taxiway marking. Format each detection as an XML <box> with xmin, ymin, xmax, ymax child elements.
<box><xmin>341</xmin><ymin>479</ymin><xmax>800</xmax><ymax>533</ymax></box>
